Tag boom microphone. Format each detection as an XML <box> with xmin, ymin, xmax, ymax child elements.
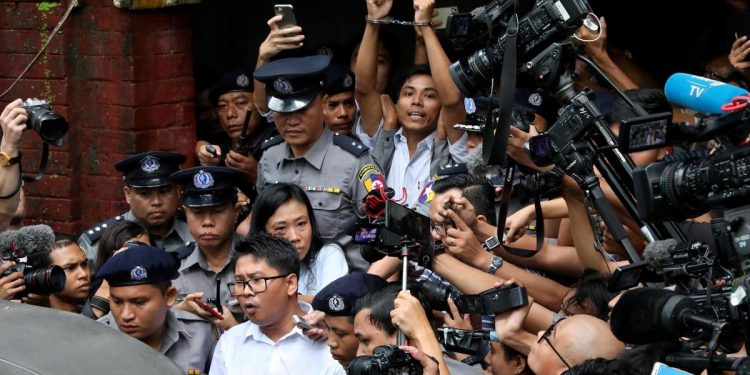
<box><xmin>664</xmin><ymin>73</ymin><xmax>748</xmax><ymax>114</ymax></box>
<box><xmin>610</xmin><ymin>288</ymin><xmax>719</xmax><ymax>345</ymax></box>
<box><xmin>0</xmin><ymin>224</ymin><xmax>55</xmax><ymax>260</ymax></box>
<box><xmin>643</xmin><ymin>239</ymin><xmax>678</xmax><ymax>269</ymax></box>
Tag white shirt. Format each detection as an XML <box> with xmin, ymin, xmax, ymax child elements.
<box><xmin>298</xmin><ymin>243</ymin><xmax>349</xmax><ymax>296</ymax></box>
<box><xmin>209</xmin><ymin>301</ymin><xmax>345</xmax><ymax>375</ymax></box>
<box><xmin>386</xmin><ymin>129</ymin><xmax>468</xmax><ymax>207</ymax></box>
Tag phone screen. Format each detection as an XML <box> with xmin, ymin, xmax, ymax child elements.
<box><xmin>385</xmin><ymin>201</ymin><xmax>431</xmax><ymax>247</ymax></box>
<box><xmin>651</xmin><ymin>362</ymin><xmax>692</xmax><ymax>375</ymax></box>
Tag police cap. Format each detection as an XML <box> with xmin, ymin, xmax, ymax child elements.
<box><xmin>253</xmin><ymin>55</ymin><xmax>331</xmax><ymax>113</ymax></box>
<box><xmin>97</xmin><ymin>245</ymin><xmax>179</xmax><ymax>287</ymax></box>
<box><xmin>324</xmin><ymin>65</ymin><xmax>355</xmax><ymax>96</ymax></box>
<box><xmin>312</xmin><ymin>272</ymin><xmax>387</xmax><ymax>316</ymax></box>
<box><xmin>170</xmin><ymin>166</ymin><xmax>247</xmax><ymax>208</ymax></box>
<box><xmin>209</xmin><ymin>70</ymin><xmax>254</xmax><ymax>106</ymax></box>
<box><xmin>114</xmin><ymin>151</ymin><xmax>186</xmax><ymax>188</ymax></box>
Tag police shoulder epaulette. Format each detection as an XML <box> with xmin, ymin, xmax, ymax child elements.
<box><xmin>82</xmin><ymin>215</ymin><xmax>126</xmax><ymax>243</ymax></box>
<box><xmin>260</xmin><ymin>134</ymin><xmax>284</xmax><ymax>151</ymax></box>
<box><xmin>173</xmin><ymin>308</ymin><xmax>211</xmax><ymax>323</ymax></box>
<box><xmin>333</xmin><ymin>132</ymin><xmax>367</xmax><ymax>157</ymax></box>
<box><xmin>174</xmin><ymin>241</ymin><xmax>196</xmax><ymax>260</ymax></box>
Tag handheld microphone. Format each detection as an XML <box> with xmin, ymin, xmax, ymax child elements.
<box><xmin>664</xmin><ymin>73</ymin><xmax>748</xmax><ymax>114</ymax></box>
<box><xmin>610</xmin><ymin>288</ymin><xmax>719</xmax><ymax>344</ymax></box>
<box><xmin>0</xmin><ymin>224</ymin><xmax>55</xmax><ymax>260</ymax></box>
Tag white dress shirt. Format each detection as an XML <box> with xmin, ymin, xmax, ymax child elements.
<box><xmin>210</xmin><ymin>301</ymin><xmax>345</xmax><ymax>375</ymax></box>
<box><xmin>386</xmin><ymin>129</ymin><xmax>468</xmax><ymax>207</ymax></box>
<box><xmin>298</xmin><ymin>242</ymin><xmax>349</xmax><ymax>297</ymax></box>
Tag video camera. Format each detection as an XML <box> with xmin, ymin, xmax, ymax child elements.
<box><xmin>447</xmin><ymin>0</ymin><xmax>591</xmax><ymax>96</ymax></box>
<box><xmin>0</xmin><ymin>225</ymin><xmax>65</xmax><ymax>299</ymax></box>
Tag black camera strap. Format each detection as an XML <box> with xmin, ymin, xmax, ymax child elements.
<box><xmin>495</xmin><ymin>162</ymin><xmax>545</xmax><ymax>257</ymax></box>
<box><xmin>482</xmin><ymin>1</ymin><xmax>518</xmax><ymax>166</ymax></box>
<box><xmin>22</xmin><ymin>142</ymin><xmax>50</xmax><ymax>182</ymax></box>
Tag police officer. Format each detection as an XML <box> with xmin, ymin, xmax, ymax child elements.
<box><xmin>97</xmin><ymin>245</ymin><xmax>216</xmax><ymax>373</ymax></box>
<box><xmin>170</xmin><ymin>166</ymin><xmax>246</xmax><ymax>329</ymax></box>
<box><xmin>322</xmin><ymin>65</ymin><xmax>360</xmax><ymax>140</ymax></box>
<box><xmin>79</xmin><ymin>152</ymin><xmax>193</xmax><ymax>263</ymax></box>
<box><xmin>311</xmin><ymin>272</ymin><xmax>388</xmax><ymax>368</ymax></box>
<box><xmin>254</xmin><ymin>55</ymin><xmax>385</xmax><ymax>272</ymax></box>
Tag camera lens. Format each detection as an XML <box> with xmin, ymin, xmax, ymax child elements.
<box><xmin>24</xmin><ymin>265</ymin><xmax>66</xmax><ymax>295</ymax></box>
<box><xmin>33</xmin><ymin>112</ymin><xmax>69</xmax><ymax>146</ymax></box>
<box><xmin>346</xmin><ymin>355</ymin><xmax>375</xmax><ymax>375</ymax></box>
<box><xmin>449</xmin><ymin>48</ymin><xmax>496</xmax><ymax>97</ymax></box>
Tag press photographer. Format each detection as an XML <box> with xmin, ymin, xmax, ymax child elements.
<box><xmin>0</xmin><ymin>99</ymin><xmax>27</xmax><ymax>231</ymax></box>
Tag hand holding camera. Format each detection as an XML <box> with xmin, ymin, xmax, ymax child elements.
<box><xmin>0</xmin><ymin>260</ymin><xmax>25</xmax><ymax>300</ymax></box>
<box><xmin>0</xmin><ymin>99</ymin><xmax>27</xmax><ymax>156</ymax></box>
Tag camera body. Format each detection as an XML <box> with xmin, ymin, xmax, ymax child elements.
<box><xmin>415</xmin><ymin>280</ymin><xmax>529</xmax><ymax>315</ymax></box>
<box><xmin>347</xmin><ymin>345</ymin><xmax>423</xmax><ymax>375</ymax></box>
<box><xmin>448</xmin><ymin>0</ymin><xmax>590</xmax><ymax>96</ymax></box>
<box><xmin>1</xmin><ymin>261</ymin><xmax>65</xmax><ymax>299</ymax></box>
<box><xmin>20</xmin><ymin>98</ymin><xmax>68</xmax><ymax>146</ymax></box>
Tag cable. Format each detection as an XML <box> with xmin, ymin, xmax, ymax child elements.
<box><xmin>0</xmin><ymin>0</ymin><xmax>78</xmax><ymax>99</ymax></box>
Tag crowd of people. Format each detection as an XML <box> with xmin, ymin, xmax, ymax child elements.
<box><xmin>2</xmin><ymin>0</ymin><xmax>750</xmax><ymax>374</ymax></box>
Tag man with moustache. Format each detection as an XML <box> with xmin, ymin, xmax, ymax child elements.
<box><xmin>254</xmin><ymin>55</ymin><xmax>384</xmax><ymax>273</ymax></box>
<box><xmin>97</xmin><ymin>244</ymin><xmax>215</xmax><ymax>373</ymax></box>
<box><xmin>170</xmin><ymin>166</ymin><xmax>247</xmax><ymax>329</ymax></box>
<box><xmin>79</xmin><ymin>151</ymin><xmax>192</xmax><ymax>263</ymax></box>
<box><xmin>210</xmin><ymin>233</ymin><xmax>344</xmax><ymax>374</ymax></box>
<box><xmin>322</xmin><ymin>65</ymin><xmax>359</xmax><ymax>137</ymax></box>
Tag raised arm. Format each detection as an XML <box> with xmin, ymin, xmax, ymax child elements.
<box><xmin>354</xmin><ymin>0</ymin><xmax>393</xmax><ymax>137</ymax></box>
<box><xmin>253</xmin><ymin>15</ymin><xmax>305</xmax><ymax>112</ymax></box>
<box><xmin>413</xmin><ymin>0</ymin><xmax>465</xmax><ymax>143</ymax></box>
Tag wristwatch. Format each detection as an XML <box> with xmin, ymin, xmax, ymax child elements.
<box><xmin>0</xmin><ymin>151</ymin><xmax>20</xmax><ymax>167</ymax></box>
<box><xmin>483</xmin><ymin>235</ymin><xmax>501</xmax><ymax>251</ymax></box>
<box><xmin>487</xmin><ymin>256</ymin><xmax>504</xmax><ymax>274</ymax></box>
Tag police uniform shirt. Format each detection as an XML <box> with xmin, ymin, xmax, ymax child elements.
<box><xmin>78</xmin><ymin>210</ymin><xmax>193</xmax><ymax>263</ymax></box>
<box><xmin>173</xmin><ymin>235</ymin><xmax>242</xmax><ymax>309</ymax></box>
<box><xmin>99</xmin><ymin>309</ymin><xmax>215</xmax><ymax>373</ymax></box>
<box><xmin>257</xmin><ymin>128</ymin><xmax>383</xmax><ymax>244</ymax></box>
<box><xmin>209</xmin><ymin>301</ymin><xmax>345</xmax><ymax>375</ymax></box>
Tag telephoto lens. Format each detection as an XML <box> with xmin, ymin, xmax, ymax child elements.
<box><xmin>21</xmin><ymin>98</ymin><xmax>69</xmax><ymax>146</ymax></box>
<box><xmin>24</xmin><ymin>265</ymin><xmax>66</xmax><ymax>295</ymax></box>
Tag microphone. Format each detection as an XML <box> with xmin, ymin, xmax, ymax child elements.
<box><xmin>610</xmin><ymin>288</ymin><xmax>718</xmax><ymax>344</ymax></box>
<box><xmin>467</xmin><ymin>144</ymin><xmax>493</xmax><ymax>178</ymax></box>
<box><xmin>664</xmin><ymin>73</ymin><xmax>748</xmax><ymax>114</ymax></box>
<box><xmin>643</xmin><ymin>239</ymin><xmax>678</xmax><ymax>269</ymax></box>
<box><xmin>0</xmin><ymin>224</ymin><xmax>55</xmax><ymax>260</ymax></box>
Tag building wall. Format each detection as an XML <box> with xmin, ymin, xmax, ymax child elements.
<box><xmin>0</xmin><ymin>0</ymin><xmax>196</xmax><ymax>235</ymax></box>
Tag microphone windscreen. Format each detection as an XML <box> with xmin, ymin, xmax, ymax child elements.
<box><xmin>643</xmin><ymin>239</ymin><xmax>678</xmax><ymax>268</ymax></box>
<box><xmin>0</xmin><ymin>229</ymin><xmax>20</xmax><ymax>259</ymax></box>
<box><xmin>16</xmin><ymin>225</ymin><xmax>55</xmax><ymax>258</ymax></box>
<box><xmin>664</xmin><ymin>73</ymin><xmax>748</xmax><ymax>114</ymax></box>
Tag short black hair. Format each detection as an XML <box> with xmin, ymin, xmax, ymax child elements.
<box><xmin>96</xmin><ymin>221</ymin><xmax>148</xmax><ymax>271</ymax></box>
<box><xmin>389</xmin><ymin>64</ymin><xmax>432</xmax><ymax>102</ymax></box>
<box><xmin>432</xmin><ymin>174</ymin><xmax>496</xmax><ymax>226</ymax></box>
<box><xmin>608</xmin><ymin>89</ymin><xmax>671</xmax><ymax>124</ymax></box>
<box><xmin>566</xmin><ymin>269</ymin><xmax>617</xmax><ymax>321</ymax></box>
<box><xmin>235</xmin><ymin>233</ymin><xmax>301</xmax><ymax>277</ymax></box>
<box><xmin>250</xmin><ymin>182</ymin><xmax>324</xmax><ymax>266</ymax></box>
<box><xmin>352</xmin><ymin>282</ymin><xmax>400</xmax><ymax>336</ymax></box>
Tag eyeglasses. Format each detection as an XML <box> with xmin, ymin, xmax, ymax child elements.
<box><xmin>537</xmin><ymin>318</ymin><xmax>571</xmax><ymax>369</ymax></box>
<box><xmin>227</xmin><ymin>274</ymin><xmax>290</xmax><ymax>295</ymax></box>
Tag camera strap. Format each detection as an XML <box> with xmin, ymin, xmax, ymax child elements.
<box><xmin>482</xmin><ymin>1</ymin><xmax>518</xmax><ymax>166</ymax></box>
<box><xmin>495</xmin><ymin>162</ymin><xmax>545</xmax><ymax>257</ymax></box>
<box><xmin>21</xmin><ymin>142</ymin><xmax>50</xmax><ymax>182</ymax></box>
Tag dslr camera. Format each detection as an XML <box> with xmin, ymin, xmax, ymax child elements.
<box><xmin>0</xmin><ymin>224</ymin><xmax>65</xmax><ymax>299</ymax></box>
<box><xmin>347</xmin><ymin>345</ymin><xmax>423</xmax><ymax>375</ymax></box>
<box><xmin>20</xmin><ymin>98</ymin><xmax>69</xmax><ymax>146</ymax></box>
<box><xmin>1</xmin><ymin>260</ymin><xmax>66</xmax><ymax>299</ymax></box>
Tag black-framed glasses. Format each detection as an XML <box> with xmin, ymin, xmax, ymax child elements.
<box><xmin>537</xmin><ymin>318</ymin><xmax>571</xmax><ymax>369</ymax></box>
<box><xmin>227</xmin><ymin>274</ymin><xmax>290</xmax><ymax>295</ymax></box>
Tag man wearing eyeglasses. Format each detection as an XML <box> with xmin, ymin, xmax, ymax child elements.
<box><xmin>210</xmin><ymin>233</ymin><xmax>345</xmax><ymax>375</ymax></box>
<box><xmin>495</xmin><ymin>299</ymin><xmax>624</xmax><ymax>375</ymax></box>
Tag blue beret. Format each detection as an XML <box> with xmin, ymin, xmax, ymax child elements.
<box><xmin>170</xmin><ymin>166</ymin><xmax>247</xmax><ymax>208</ymax></box>
<box><xmin>114</xmin><ymin>151</ymin><xmax>186</xmax><ymax>188</ymax></box>
<box><xmin>324</xmin><ymin>65</ymin><xmax>355</xmax><ymax>96</ymax></box>
<box><xmin>312</xmin><ymin>273</ymin><xmax>387</xmax><ymax>316</ymax></box>
<box><xmin>97</xmin><ymin>245</ymin><xmax>179</xmax><ymax>287</ymax></box>
<box><xmin>253</xmin><ymin>55</ymin><xmax>331</xmax><ymax>113</ymax></box>
<box><xmin>209</xmin><ymin>70</ymin><xmax>254</xmax><ymax>106</ymax></box>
